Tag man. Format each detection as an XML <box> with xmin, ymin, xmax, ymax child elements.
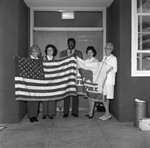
<box><xmin>60</xmin><ymin>38</ymin><xmax>83</xmax><ymax>118</ymax></box>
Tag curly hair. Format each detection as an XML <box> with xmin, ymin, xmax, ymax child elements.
<box><xmin>105</xmin><ymin>43</ymin><xmax>114</xmax><ymax>51</ymax></box>
<box><xmin>45</xmin><ymin>44</ymin><xmax>58</xmax><ymax>57</ymax></box>
<box><xmin>86</xmin><ymin>46</ymin><xmax>97</xmax><ymax>57</ymax></box>
<box><xmin>29</xmin><ymin>45</ymin><xmax>41</xmax><ymax>56</ymax></box>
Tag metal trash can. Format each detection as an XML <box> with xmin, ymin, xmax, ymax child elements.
<box><xmin>134</xmin><ymin>100</ymin><xmax>148</xmax><ymax>128</ymax></box>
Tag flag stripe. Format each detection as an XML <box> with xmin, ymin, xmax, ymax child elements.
<box><xmin>43</xmin><ymin>56</ymin><xmax>76</xmax><ymax>66</ymax></box>
<box><xmin>16</xmin><ymin>92</ymin><xmax>76</xmax><ymax>101</ymax></box>
<box><xmin>15</xmin><ymin>77</ymin><xmax>76</xmax><ymax>86</ymax></box>
<box><xmin>15</xmin><ymin>82</ymin><xmax>76</xmax><ymax>92</ymax></box>
<box><xmin>15</xmin><ymin>88</ymin><xmax>76</xmax><ymax>96</ymax></box>
<box><xmin>15</xmin><ymin>84</ymin><xmax>76</xmax><ymax>92</ymax></box>
<box><xmin>44</xmin><ymin>66</ymin><xmax>76</xmax><ymax>73</ymax></box>
<box><xmin>44</xmin><ymin>70</ymin><xmax>77</xmax><ymax>79</ymax></box>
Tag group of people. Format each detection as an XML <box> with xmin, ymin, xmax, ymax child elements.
<box><xmin>85</xmin><ymin>43</ymin><xmax>117</xmax><ymax>120</ymax></box>
<box><xmin>27</xmin><ymin>38</ymin><xmax>117</xmax><ymax>123</ymax></box>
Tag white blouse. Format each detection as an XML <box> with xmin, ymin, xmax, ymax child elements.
<box><xmin>102</xmin><ymin>54</ymin><xmax>117</xmax><ymax>85</ymax></box>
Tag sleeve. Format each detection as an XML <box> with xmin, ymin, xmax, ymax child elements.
<box><xmin>111</xmin><ymin>57</ymin><xmax>117</xmax><ymax>73</ymax></box>
<box><xmin>43</xmin><ymin>56</ymin><xmax>46</xmax><ymax>61</ymax></box>
<box><xmin>78</xmin><ymin>50</ymin><xmax>83</xmax><ymax>59</ymax></box>
<box><xmin>80</xmin><ymin>52</ymin><xmax>83</xmax><ymax>59</ymax></box>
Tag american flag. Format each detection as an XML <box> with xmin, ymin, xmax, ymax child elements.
<box><xmin>14</xmin><ymin>56</ymin><xmax>77</xmax><ymax>101</ymax></box>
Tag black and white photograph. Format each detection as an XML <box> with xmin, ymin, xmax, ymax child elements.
<box><xmin>0</xmin><ymin>0</ymin><xmax>150</xmax><ymax>148</ymax></box>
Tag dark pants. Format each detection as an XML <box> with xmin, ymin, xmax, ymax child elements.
<box><xmin>42</xmin><ymin>101</ymin><xmax>56</xmax><ymax>116</ymax></box>
<box><xmin>27</xmin><ymin>101</ymin><xmax>39</xmax><ymax>118</ymax></box>
<box><xmin>63</xmin><ymin>96</ymin><xmax>79</xmax><ymax>115</ymax></box>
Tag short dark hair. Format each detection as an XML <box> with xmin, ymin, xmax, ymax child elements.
<box><xmin>67</xmin><ymin>38</ymin><xmax>76</xmax><ymax>45</ymax></box>
<box><xmin>45</xmin><ymin>44</ymin><xmax>57</xmax><ymax>57</ymax></box>
<box><xmin>86</xmin><ymin>46</ymin><xmax>97</xmax><ymax>57</ymax></box>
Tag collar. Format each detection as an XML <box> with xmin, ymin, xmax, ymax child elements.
<box><xmin>105</xmin><ymin>54</ymin><xmax>113</xmax><ymax>60</ymax></box>
<box><xmin>86</xmin><ymin>57</ymin><xmax>98</xmax><ymax>63</ymax></box>
<box><xmin>67</xmin><ymin>49</ymin><xmax>75</xmax><ymax>55</ymax></box>
<box><xmin>47</xmin><ymin>55</ymin><xmax>53</xmax><ymax>60</ymax></box>
<box><xmin>87</xmin><ymin>57</ymin><xmax>94</xmax><ymax>61</ymax></box>
<box><xmin>30</xmin><ymin>55</ymin><xmax>38</xmax><ymax>59</ymax></box>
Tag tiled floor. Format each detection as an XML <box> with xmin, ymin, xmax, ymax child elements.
<box><xmin>0</xmin><ymin>110</ymin><xmax>150</xmax><ymax>148</ymax></box>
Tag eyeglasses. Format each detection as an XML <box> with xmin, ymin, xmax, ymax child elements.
<box><xmin>105</xmin><ymin>47</ymin><xmax>112</xmax><ymax>50</ymax></box>
<box><xmin>32</xmin><ymin>50</ymin><xmax>38</xmax><ymax>53</ymax></box>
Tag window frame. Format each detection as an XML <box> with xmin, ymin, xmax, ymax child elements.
<box><xmin>30</xmin><ymin>7</ymin><xmax>106</xmax><ymax>57</ymax></box>
<box><xmin>132</xmin><ymin>0</ymin><xmax>150</xmax><ymax>76</ymax></box>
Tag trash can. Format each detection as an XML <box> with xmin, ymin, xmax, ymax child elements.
<box><xmin>134</xmin><ymin>99</ymin><xmax>148</xmax><ymax>128</ymax></box>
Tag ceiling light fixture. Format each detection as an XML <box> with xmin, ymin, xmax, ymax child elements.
<box><xmin>61</xmin><ymin>11</ymin><xmax>74</xmax><ymax>19</ymax></box>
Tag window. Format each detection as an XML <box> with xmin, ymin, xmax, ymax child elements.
<box><xmin>34</xmin><ymin>11</ymin><xmax>103</xmax><ymax>27</ymax></box>
<box><xmin>30</xmin><ymin>8</ymin><xmax>106</xmax><ymax>60</ymax></box>
<box><xmin>30</xmin><ymin>8</ymin><xmax>106</xmax><ymax>54</ymax></box>
<box><xmin>132</xmin><ymin>0</ymin><xmax>150</xmax><ymax>76</ymax></box>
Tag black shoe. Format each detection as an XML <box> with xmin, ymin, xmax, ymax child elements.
<box><xmin>42</xmin><ymin>115</ymin><xmax>47</xmax><ymax>119</ymax></box>
<box><xmin>88</xmin><ymin>112</ymin><xmax>94</xmax><ymax>119</ymax></box>
<box><xmin>63</xmin><ymin>114</ymin><xmax>69</xmax><ymax>118</ymax></box>
<box><xmin>33</xmin><ymin>117</ymin><xmax>38</xmax><ymax>122</ymax></box>
<box><xmin>85</xmin><ymin>114</ymin><xmax>89</xmax><ymax>117</ymax></box>
<box><xmin>48</xmin><ymin>115</ymin><xmax>53</xmax><ymax>119</ymax></box>
<box><xmin>72</xmin><ymin>114</ymin><xmax>79</xmax><ymax>117</ymax></box>
<box><xmin>29</xmin><ymin>118</ymin><xmax>34</xmax><ymax>123</ymax></box>
<box><xmin>88</xmin><ymin>115</ymin><xmax>93</xmax><ymax>119</ymax></box>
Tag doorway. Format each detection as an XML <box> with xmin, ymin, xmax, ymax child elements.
<box><xmin>33</xmin><ymin>30</ymin><xmax>103</xmax><ymax>110</ymax></box>
<box><xmin>33</xmin><ymin>31</ymin><xmax>103</xmax><ymax>61</ymax></box>
<box><xmin>31</xmin><ymin>9</ymin><xmax>106</xmax><ymax>111</ymax></box>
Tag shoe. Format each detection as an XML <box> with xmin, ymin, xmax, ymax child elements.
<box><xmin>99</xmin><ymin>115</ymin><xmax>105</xmax><ymax>120</ymax></box>
<box><xmin>88</xmin><ymin>111</ymin><xmax>94</xmax><ymax>119</ymax></box>
<box><xmin>72</xmin><ymin>114</ymin><xmax>79</xmax><ymax>117</ymax></box>
<box><xmin>88</xmin><ymin>116</ymin><xmax>93</xmax><ymax>119</ymax></box>
<box><xmin>63</xmin><ymin>114</ymin><xmax>69</xmax><ymax>118</ymax></box>
<box><xmin>42</xmin><ymin>115</ymin><xmax>47</xmax><ymax>119</ymax></box>
<box><xmin>85</xmin><ymin>114</ymin><xmax>89</xmax><ymax>117</ymax></box>
<box><xmin>33</xmin><ymin>117</ymin><xmax>38</xmax><ymax>122</ymax></box>
<box><xmin>88</xmin><ymin>114</ymin><xmax>94</xmax><ymax>118</ymax></box>
<box><xmin>29</xmin><ymin>118</ymin><xmax>34</xmax><ymax>123</ymax></box>
<box><xmin>49</xmin><ymin>115</ymin><xmax>53</xmax><ymax>119</ymax></box>
<box><xmin>99</xmin><ymin>115</ymin><xmax>111</xmax><ymax>120</ymax></box>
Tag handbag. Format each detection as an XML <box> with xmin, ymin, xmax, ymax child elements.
<box><xmin>96</xmin><ymin>102</ymin><xmax>105</xmax><ymax>112</ymax></box>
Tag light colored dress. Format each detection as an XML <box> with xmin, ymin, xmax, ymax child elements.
<box><xmin>102</xmin><ymin>54</ymin><xmax>117</xmax><ymax>99</ymax></box>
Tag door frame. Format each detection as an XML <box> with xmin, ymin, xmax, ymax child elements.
<box><xmin>30</xmin><ymin>7</ymin><xmax>107</xmax><ymax>56</ymax></box>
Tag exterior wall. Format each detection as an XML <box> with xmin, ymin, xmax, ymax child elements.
<box><xmin>0</xmin><ymin>0</ymin><xmax>29</xmax><ymax>123</ymax></box>
<box><xmin>1</xmin><ymin>0</ymin><xmax>150</xmax><ymax>123</ymax></box>
<box><xmin>107</xmin><ymin>0</ymin><xmax>150</xmax><ymax>122</ymax></box>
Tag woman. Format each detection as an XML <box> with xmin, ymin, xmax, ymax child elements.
<box><xmin>42</xmin><ymin>44</ymin><xmax>58</xmax><ymax>119</ymax></box>
<box><xmin>27</xmin><ymin>45</ymin><xmax>41</xmax><ymax>122</ymax></box>
<box><xmin>84</xmin><ymin>46</ymin><xmax>99</xmax><ymax>118</ymax></box>
<box><xmin>99</xmin><ymin>43</ymin><xmax>117</xmax><ymax>120</ymax></box>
